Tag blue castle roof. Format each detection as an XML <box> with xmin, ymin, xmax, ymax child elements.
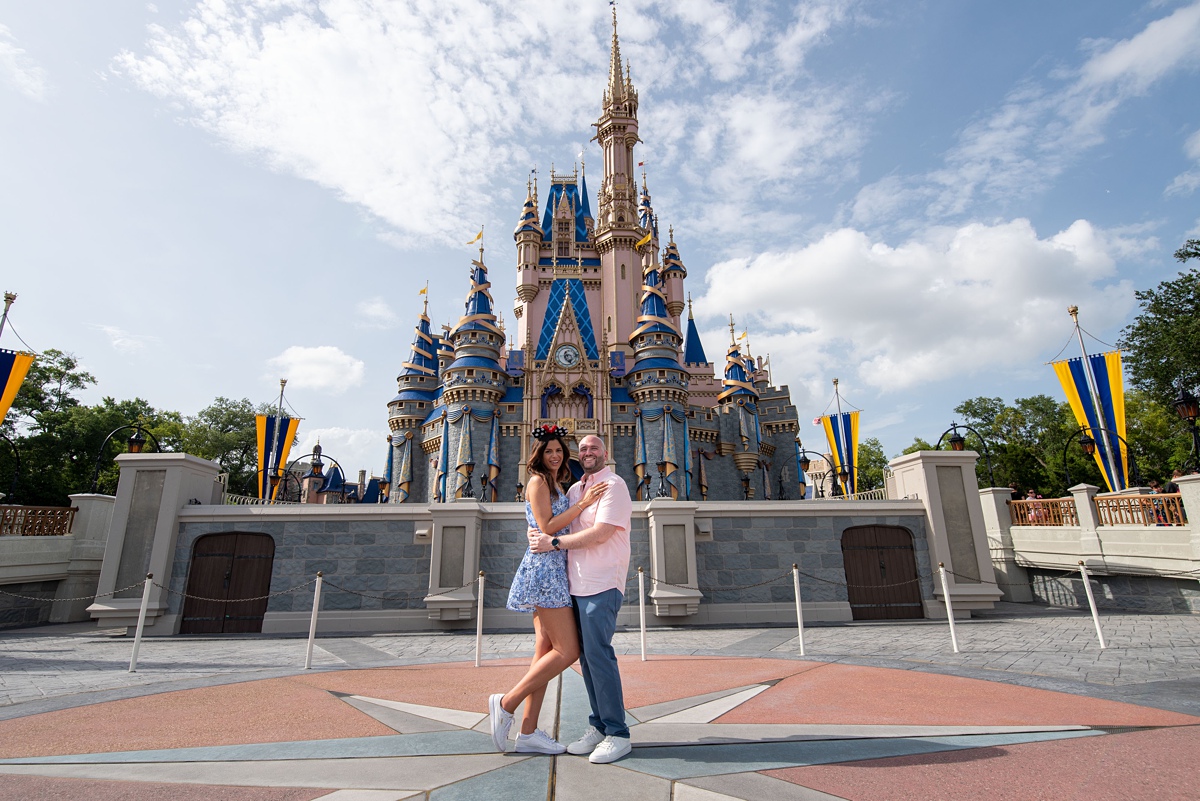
<box><xmin>683</xmin><ymin>312</ymin><xmax>708</xmax><ymax>366</ymax></box>
<box><xmin>541</xmin><ymin>180</ymin><xmax>589</xmax><ymax>243</ymax></box>
<box><xmin>631</xmin><ymin>266</ymin><xmax>676</xmax><ymax>338</ymax></box>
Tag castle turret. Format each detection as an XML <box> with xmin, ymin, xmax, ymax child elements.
<box><xmin>514</xmin><ymin>178</ymin><xmax>541</xmax><ymax>305</ymax></box>
<box><xmin>439</xmin><ymin>250</ymin><xmax>506</xmax><ymax>501</ymax></box>
<box><xmin>661</xmin><ymin>226</ymin><xmax>687</xmax><ymax>321</ymax></box>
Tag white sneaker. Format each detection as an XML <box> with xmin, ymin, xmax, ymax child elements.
<box><xmin>488</xmin><ymin>693</ymin><xmax>513</xmax><ymax>753</ymax></box>
<box><xmin>588</xmin><ymin>735</ymin><xmax>631</xmax><ymax>764</ymax></box>
<box><xmin>566</xmin><ymin>725</ymin><xmax>606</xmax><ymax>755</ymax></box>
<box><xmin>514</xmin><ymin>728</ymin><xmax>567</xmax><ymax>755</ymax></box>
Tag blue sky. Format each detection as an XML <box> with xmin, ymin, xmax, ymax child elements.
<box><xmin>2</xmin><ymin>0</ymin><xmax>1198</xmax><ymax>478</ymax></box>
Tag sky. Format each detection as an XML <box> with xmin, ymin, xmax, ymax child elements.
<box><xmin>2</xmin><ymin>0</ymin><xmax>1199</xmax><ymax>480</ymax></box>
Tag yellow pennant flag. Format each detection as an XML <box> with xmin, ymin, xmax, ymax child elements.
<box><xmin>737</xmin><ymin>331</ymin><xmax>747</xmax><ymax>340</ymax></box>
<box><xmin>465</xmin><ymin>229</ymin><xmax>483</xmax><ymax>245</ymax></box>
<box><xmin>635</xmin><ymin>230</ymin><xmax>653</xmax><ymax>248</ymax></box>
<box><xmin>418</xmin><ymin>286</ymin><xmax>427</xmax><ymax>295</ymax></box>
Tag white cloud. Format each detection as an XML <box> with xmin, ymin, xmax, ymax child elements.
<box><xmin>296</xmin><ymin>426</ymin><xmax>391</xmax><ymax>479</ymax></box>
<box><xmin>113</xmin><ymin>0</ymin><xmax>867</xmax><ymax>246</ymax></box>
<box><xmin>0</xmin><ymin>24</ymin><xmax>48</xmax><ymax>101</ymax></box>
<box><xmin>852</xmin><ymin>2</ymin><xmax>1200</xmax><ymax>228</ymax></box>
<box><xmin>1166</xmin><ymin>128</ymin><xmax>1200</xmax><ymax>197</ymax></box>
<box><xmin>95</xmin><ymin>324</ymin><xmax>156</xmax><ymax>354</ymax></box>
<box><xmin>694</xmin><ymin>218</ymin><xmax>1142</xmax><ymax>393</ymax></box>
<box><xmin>355</xmin><ymin>297</ymin><xmax>400</xmax><ymax>329</ymax></box>
<box><xmin>266</xmin><ymin>346</ymin><xmax>364</xmax><ymax>394</ymax></box>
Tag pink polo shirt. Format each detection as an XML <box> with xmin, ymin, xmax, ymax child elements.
<box><xmin>566</xmin><ymin>467</ymin><xmax>632</xmax><ymax>596</ymax></box>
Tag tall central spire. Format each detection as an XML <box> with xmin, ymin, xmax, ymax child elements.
<box><xmin>607</xmin><ymin>5</ymin><xmax>625</xmax><ymax>104</ymax></box>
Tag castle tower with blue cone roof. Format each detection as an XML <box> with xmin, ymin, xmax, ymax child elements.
<box><xmin>386</xmin><ymin>6</ymin><xmax>801</xmax><ymax>503</ymax></box>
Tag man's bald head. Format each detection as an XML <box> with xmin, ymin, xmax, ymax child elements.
<box><xmin>578</xmin><ymin>435</ymin><xmax>607</xmax><ymax>474</ymax></box>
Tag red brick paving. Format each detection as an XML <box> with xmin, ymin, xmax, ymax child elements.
<box><xmin>0</xmin><ymin>775</ymin><xmax>326</xmax><ymax>801</ymax></box>
<box><xmin>717</xmin><ymin>663</ymin><xmax>1200</xmax><ymax>727</ymax></box>
<box><xmin>765</xmin><ymin>725</ymin><xmax>1200</xmax><ymax>801</ymax></box>
<box><xmin>597</xmin><ymin>655</ymin><xmax>823</xmax><ymax>708</ymax></box>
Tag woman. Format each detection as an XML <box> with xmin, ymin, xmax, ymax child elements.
<box><xmin>488</xmin><ymin>425</ymin><xmax>607</xmax><ymax>754</ymax></box>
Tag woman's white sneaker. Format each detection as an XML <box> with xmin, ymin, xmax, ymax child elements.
<box><xmin>588</xmin><ymin>735</ymin><xmax>631</xmax><ymax>764</ymax></box>
<box><xmin>488</xmin><ymin>693</ymin><xmax>513</xmax><ymax>752</ymax></box>
<box><xmin>566</xmin><ymin>726</ymin><xmax>606</xmax><ymax>755</ymax></box>
<box><xmin>514</xmin><ymin>729</ymin><xmax>567</xmax><ymax>755</ymax></box>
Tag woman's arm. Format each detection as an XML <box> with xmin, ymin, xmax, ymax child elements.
<box><xmin>526</xmin><ymin>476</ymin><xmax>607</xmax><ymax>536</ymax></box>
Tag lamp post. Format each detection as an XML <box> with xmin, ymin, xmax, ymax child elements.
<box><xmin>88</xmin><ymin>424</ymin><xmax>162</xmax><ymax>493</ymax></box>
<box><xmin>1061</xmin><ymin>425</ymin><xmax>1142</xmax><ymax>489</ymax></box>
<box><xmin>777</xmin><ymin>465</ymin><xmax>788</xmax><ymax>501</ymax></box>
<box><xmin>795</xmin><ymin>447</ymin><xmax>828</xmax><ymax>499</ymax></box>
<box><xmin>740</xmin><ymin>472</ymin><xmax>751</xmax><ymax>500</ymax></box>
<box><xmin>285</xmin><ymin>446</ymin><xmax>348</xmax><ymax>504</ymax></box>
<box><xmin>655</xmin><ymin>460</ymin><xmax>670</xmax><ymax>498</ymax></box>
<box><xmin>1173</xmin><ymin>382</ymin><xmax>1200</xmax><ymax>473</ymax></box>
<box><xmin>514</xmin><ymin>482</ymin><xmax>524</xmax><ymax>502</ymax></box>
<box><xmin>936</xmin><ymin>422</ymin><xmax>995</xmax><ymax>487</ymax></box>
<box><xmin>461</xmin><ymin>462</ymin><xmax>476</xmax><ymax>499</ymax></box>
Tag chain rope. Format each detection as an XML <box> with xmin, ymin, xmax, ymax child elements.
<box><xmin>0</xmin><ymin>580</ymin><xmax>147</xmax><ymax>605</ymax></box>
<box><xmin>151</xmin><ymin>578</ymin><xmax>317</xmax><ymax>605</ymax></box>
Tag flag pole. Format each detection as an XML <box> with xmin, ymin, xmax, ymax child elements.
<box><xmin>268</xmin><ymin>378</ymin><xmax>287</xmax><ymax>502</ymax></box>
<box><xmin>832</xmin><ymin>378</ymin><xmax>846</xmax><ymax>493</ymax></box>
<box><xmin>1068</xmin><ymin>306</ymin><xmax>1121</xmax><ymax>490</ymax></box>
<box><xmin>0</xmin><ymin>292</ymin><xmax>16</xmax><ymax>343</ymax></box>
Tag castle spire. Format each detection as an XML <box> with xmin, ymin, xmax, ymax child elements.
<box><xmin>607</xmin><ymin>4</ymin><xmax>625</xmax><ymax>104</ymax></box>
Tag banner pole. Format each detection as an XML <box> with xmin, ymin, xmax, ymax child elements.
<box><xmin>1078</xmin><ymin>561</ymin><xmax>1107</xmax><ymax>649</ymax></box>
<box><xmin>304</xmin><ymin>572</ymin><xmax>323</xmax><ymax>669</ymax></box>
<box><xmin>475</xmin><ymin>571</ymin><xmax>485</xmax><ymax>667</ymax></box>
<box><xmin>792</xmin><ymin>564</ymin><xmax>805</xmax><ymax>656</ymax></box>
<box><xmin>128</xmin><ymin>573</ymin><xmax>153</xmax><ymax>673</ymax></box>
<box><xmin>938</xmin><ymin>563</ymin><xmax>959</xmax><ymax>653</ymax></box>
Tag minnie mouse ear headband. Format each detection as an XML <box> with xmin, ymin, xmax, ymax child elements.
<box><xmin>532</xmin><ymin>424</ymin><xmax>568</xmax><ymax>442</ymax></box>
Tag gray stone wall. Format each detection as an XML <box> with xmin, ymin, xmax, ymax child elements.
<box><xmin>696</xmin><ymin>514</ymin><xmax>935</xmax><ymax>605</ymax></box>
<box><xmin>0</xmin><ymin>580</ymin><xmax>57</xmax><ymax>629</ymax></box>
<box><xmin>172</xmin><ymin>518</ymin><xmax>428</xmax><ymax>615</ymax></box>
<box><xmin>1029</xmin><ymin>568</ymin><xmax>1200</xmax><ymax>614</ymax></box>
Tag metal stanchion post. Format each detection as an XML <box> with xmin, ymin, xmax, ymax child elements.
<box><xmin>475</xmin><ymin>571</ymin><xmax>485</xmax><ymax>668</ymax></box>
<box><xmin>792</xmin><ymin>564</ymin><xmax>805</xmax><ymax>656</ymax></box>
<box><xmin>938</xmin><ymin>563</ymin><xmax>959</xmax><ymax>653</ymax></box>
<box><xmin>1078</xmin><ymin>561</ymin><xmax>1107</xmax><ymax>649</ymax></box>
<box><xmin>128</xmin><ymin>573</ymin><xmax>153</xmax><ymax>673</ymax></box>
<box><xmin>638</xmin><ymin>566</ymin><xmax>647</xmax><ymax>662</ymax></box>
<box><xmin>304</xmin><ymin>571</ymin><xmax>323</xmax><ymax>670</ymax></box>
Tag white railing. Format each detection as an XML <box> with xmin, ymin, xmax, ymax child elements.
<box><xmin>222</xmin><ymin>493</ymin><xmax>301</xmax><ymax>506</ymax></box>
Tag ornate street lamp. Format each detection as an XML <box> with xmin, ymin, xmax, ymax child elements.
<box><xmin>88</xmin><ymin>423</ymin><xmax>162</xmax><ymax>493</ymax></box>
<box><xmin>514</xmin><ymin>482</ymin><xmax>525</xmax><ymax>502</ymax></box>
<box><xmin>740</xmin><ymin>472</ymin><xmax>751</xmax><ymax>500</ymax></box>
<box><xmin>1173</xmin><ymin>382</ymin><xmax>1200</xmax><ymax>472</ymax></box>
<box><xmin>461</xmin><ymin>461</ymin><xmax>476</xmax><ymax>499</ymax></box>
<box><xmin>936</xmin><ymin>422</ymin><xmax>995</xmax><ymax>487</ymax></box>
<box><xmin>655</xmin><ymin>460</ymin><xmax>670</xmax><ymax>498</ymax></box>
<box><xmin>1061</xmin><ymin>426</ymin><xmax>1141</xmax><ymax>489</ymax></box>
<box><xmin>795</xmin><ymin>444</ymin><xmax>828</xmax><ymax>499</ymax></box>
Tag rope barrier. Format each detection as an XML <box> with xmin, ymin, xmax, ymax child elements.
<box><xmin>0</xmin><ymin>580</ymin><xmax>151</xmax><ymax>605</ymax></box>
<box><xmin>151</xmin><ymin>579</ymin><xmax>316</xmax><ymax>604</ymax></box>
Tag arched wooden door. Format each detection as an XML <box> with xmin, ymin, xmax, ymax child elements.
<box><xmin>180</xmin><ymin>533</ymin><xmax>276</xmax><ymax>634</ymax></box>
<box><xmin>841</xmin><ymin>525</ymin><xmax>924</xmax><ymax>620</ymax></box>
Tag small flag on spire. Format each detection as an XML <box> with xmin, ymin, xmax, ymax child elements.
<box><xmin>465</xmin><ymin>228</ymin><xmax>483</xmax><ymax>245</ymax></box>
<box><xmin>635</xmin><ymin>230</ymin><xmax>652</xmax><ymax>248</ymax></box>
<box><xmin>738</xmin><ymin>331</ymin><xmax>747</xmax><ymax>340</ymax></box>
<box><xmin>418</xmin><ymin>286</ymin><xmax>427</xmax><ymax>295</ymax></box>
<box><xmin>637</xmin><ymin>161</ymin><xmax>644</xmax><ymax>167</ymax></box>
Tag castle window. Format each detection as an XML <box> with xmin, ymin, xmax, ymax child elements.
<box><xmin>507</xmin><ymin>405</ymin><xmax>516</xmax><ymax>413</ymax></box>
<box><xmin>658</xmin><ymin>371</ymin><xmax>665</xmax><ymax>377</ymax></box>
<box><xmin>618</xmin><ymin>405</ymin><xmax>627</xmax><ymax>412</ymax></box>
<box><xmin>467</xmin><ymin>369</ymin><xmax>475</xmax><ymax>376</ymax></box>
<box><xmin>621</xmin><ymin>265</ymin><xmax>626</xmax><ymax>279</ymax></box>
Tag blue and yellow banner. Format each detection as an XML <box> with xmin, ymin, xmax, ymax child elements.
<box><xmin>1052</xmin><ymin>351</ymin><xmax>1127</xmax><ymax>492</ymax></box>
<box><xmin>255</xmin><ymin>414</ymin><xmax>300</xmax><ymax>500</ymax></box>
<box><xmin>0</xmin><ymin>349</ymin><xmax>35</xmax><ymax>424</ymax></box>
<box><xmin>821</xmin><ymin>411</ymin><xmax>859</xmax><ymax>495</ymax></box>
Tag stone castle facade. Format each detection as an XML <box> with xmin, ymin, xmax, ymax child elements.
<box><xmin>385</xmin><ymin>10</ymin><xmax>801</xmax><ymax>504</ymax></box>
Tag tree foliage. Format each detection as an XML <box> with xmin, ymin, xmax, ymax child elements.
<box><xmin>856</xmin><ymin>437</ymin><xmax>888</xmax><ymax>491</ymax></box>
<box><xmin>1119</xmin><ymin>246</ymin><xmax>1200</xmax><ymax>404</ymax></box>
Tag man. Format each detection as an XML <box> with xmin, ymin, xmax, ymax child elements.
<box><xmin>528</xmin><ymin>434</ymin><xmax>632</xmax><ymax>764</ymax></box>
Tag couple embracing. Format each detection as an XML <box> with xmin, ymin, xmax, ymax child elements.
<box><xmin>488</xmin><ymin>427</ymin><xmax>633</xmax><ymax>764</ymax></box>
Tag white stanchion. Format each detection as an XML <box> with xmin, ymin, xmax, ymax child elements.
<box><xmin>792</xmin><ymin>564</ymin><xmax>805</xmax><ymax>656</ymax></box>
<box><xmin>475</xmin><ymin>571</ymin><xmax>485</xmax><ymax>668</ymax></box>
<box><xmin>128</xmin><ymin>573</ymin><xmax>153</xmax><ymax>673</ymax></box>
<box><xmin>938</xmin><ymin>563</ymin><xmax>959</xmax><ymax>653</ymax></box>
<box><xmin>304</xmin><ymin>572</ymin><xmax>323</xmax><ymax>670</ymax></box>
<box><xmin>1078</xmin><ymin>561</ymin><xmax>1107</xmax><ymax>649</ymax></box>
<box><xmin>638</xmin><ymin>566</ymin><xmax>647</xmax><ymax>662</ymax></box>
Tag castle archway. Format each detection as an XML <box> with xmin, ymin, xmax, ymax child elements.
<box><xmin>840</xmin><ymin>525</ymin><xmax>923</xmax><ymax>620</ymax></box>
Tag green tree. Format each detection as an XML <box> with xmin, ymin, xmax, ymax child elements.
<box><xmin>1119</xmin><ymin>247</ymin><xmax>1200</xmax><ymax>404</ymax></box>
<box><xmin>177</xmin><ymin>397</ymin><xmax>263</xmax><ymax>494</ymax></box>
<box><xmin>901</xmin><ymin>437</ymin><xmax>934</xmax><ymax>455</ymax></box>
<box><xmin>855</xmin><ymin>437</ymin><xmax>888</xmax><ymax>491</ymax></box>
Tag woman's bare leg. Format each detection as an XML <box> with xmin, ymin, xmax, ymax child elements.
<box><xmin>500</xmin><ymin>606</ymin><xmax>579</xmax><ymax>733</ymax></box>
<box><xmin>518</xmin><ymin>611</ymin><xmax>552</xmax><ymax>735</ymax></box>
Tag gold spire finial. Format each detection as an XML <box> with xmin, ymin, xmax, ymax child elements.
<box><xmin>608</xmin><ymin>2</ymin><xmax>625</xmax><ymax>102</ymax></box>
<box><xmin>668</xmin><ymin>225</ymin><xmax>675</xmax><ymax>244</ymax></box>
<box><xmin>728</xmin><ymin>314</ymin><xmax>736</xmax><ymax>344</ymax></box>
<box><xmin>687</xmin><ymin>293</ymin><xmax>693</xmax><ymax>319</ymax></box>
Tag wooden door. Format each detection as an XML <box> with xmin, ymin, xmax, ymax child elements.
<box><xmin>841</xmin><ymin>526</ymin><xmax>923</xmax><ymax>620</ymax></box>
<box><xmin>180</xmin><ymin>533</ymin><xmax>275</xmax><ymax>634</ymax></box>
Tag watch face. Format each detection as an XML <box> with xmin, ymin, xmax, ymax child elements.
<box><xmin>554</xmin><ymin>344</ymin><xmax>581</xmax><ymax>367</ymax></box>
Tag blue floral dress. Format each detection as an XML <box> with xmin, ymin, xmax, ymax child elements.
<box><xmin>506</xmin><ymin>491</ymin><xmax>572</xmax><ymax>612</ymax></box>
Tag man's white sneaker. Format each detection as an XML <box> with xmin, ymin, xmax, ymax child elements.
<box><xmin>514</xmin><ymin>728</ymin><xmax>567</xmax><ymax>755</ymax></box>
<box><xmin>566</xmin><ymin>725</ymin><xmax>606</xmax><ymax>755</ymax></box>
<box><xmin>588</xmin><ymin>735</ymin><xmax>631</xmax><ymax>764</ymax></box>
<box><xmin>488</xmin><ymin>693</ymin><xmax>513</xmax><ymax>753</ymax></box>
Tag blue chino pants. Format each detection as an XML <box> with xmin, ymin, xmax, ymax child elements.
<box><xmin>571</xmin><ymin>588</ymin><xmax>628</xmax><ymax>738</ymax></box>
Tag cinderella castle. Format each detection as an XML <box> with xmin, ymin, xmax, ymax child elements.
<box><xmin>385</xmin><ymin>10</ymin><xmax>802</xmax><ymax>504</ymax></box>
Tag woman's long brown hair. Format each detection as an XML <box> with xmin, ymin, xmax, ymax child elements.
<box><xmin>527</xmin><ymin>435</ymin><xmax>572</xmax><ymax>497</ymax></box>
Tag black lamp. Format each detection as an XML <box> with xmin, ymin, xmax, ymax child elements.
<box><xmin>948</xmin><ymin>431</ymin><xmax>965</xmax><ymax>451</ymax></box>
<box><xmin>515</xmin><ymin>481</ymin><xmax>524</xmax><ymax>502</ymax></box>
<box><xmin>740</xmin><ymin>473</ymin><xmax>750</xmax><ymax>500</ymax></box>
<box><xmin>1174</xmin><ymin>384</ymin><xmax>1199</xmax><ymax>423</ymax></box>
<box><xmin>1079</xmin><ymin>432</ymin><xmax>1096</xmax><ymax>458</ymax></box>
<box><xmin>127</xmin><ymin>429</ymin><xmax>146</xmax><ymax>454</ymax></box>
<box><xmin>799</xmin><ymin>455</ymin><xmax>811</xmax><ymax>472</ymax></box>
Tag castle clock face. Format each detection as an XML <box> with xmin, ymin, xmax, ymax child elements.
<box><xmin>554</xmin><ymin>344</ymin><xmax>581</xmax><ymax>368</ymax></box>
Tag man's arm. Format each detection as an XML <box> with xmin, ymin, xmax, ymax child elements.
<box><xmin>529</xmin><ymin>520</ymin><xmax>621</xmax><ymax>553</ymax></box>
